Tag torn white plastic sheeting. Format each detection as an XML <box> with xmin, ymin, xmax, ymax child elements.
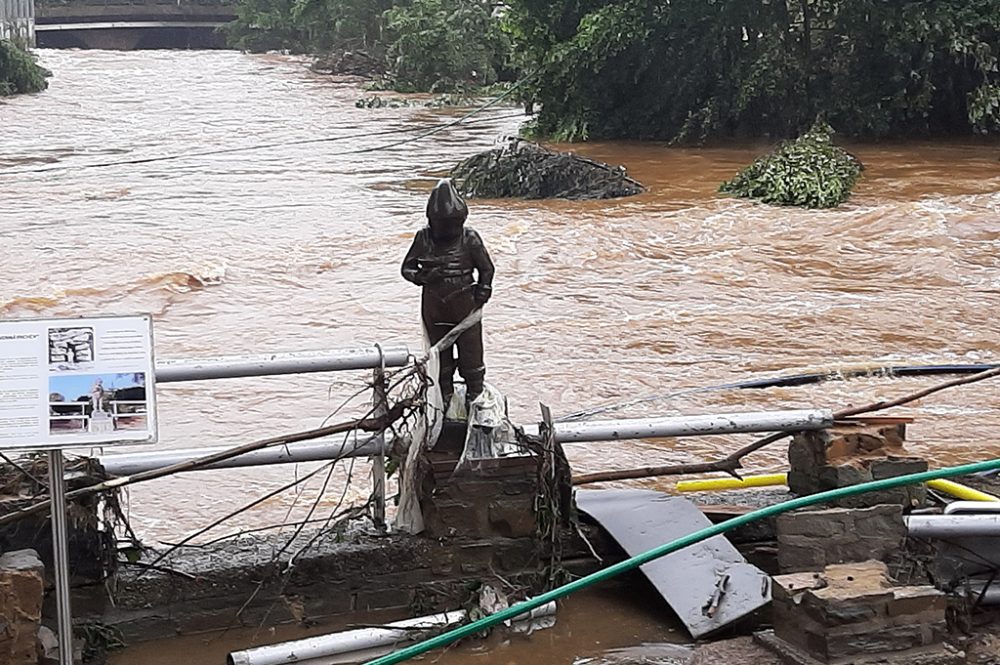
<box><xmin>575</xmin><ymin>489</ymin><xmax>771</xmax><ymax>639</ymax></box>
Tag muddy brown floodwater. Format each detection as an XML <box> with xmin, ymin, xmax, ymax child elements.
<box><xmin>1</xmin><ymin>48</ymin><xmax>1000</xmax><ymax>662</ymax></box>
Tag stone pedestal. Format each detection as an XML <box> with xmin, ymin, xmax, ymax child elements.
<box><xmin>776</xmin><ymin>505</ymin><xmax>906</xmax><ymax>573</ymax></box>
<box><xmin>788</xmin><ymin>424</ymin><xmax>927</xmax><ymax>508</ymax></box>
<box><xmin>0</xmin><ymin>549</ymin><xmax>44</xmax><ymax>665</ymax></box>
<box><xmin>420</xmin><ymin>452</ymin><xmax>540</xmax><ymax>539</ymax></box>
<box><xmin>88</xmin><ymin>411</ymin><xmax>114</xmax><ymax>434</ymax></box>
<box><xmin>759</xmin><ymin>561</ymin><xmax>959</xmax><ymax>665</ymax></box>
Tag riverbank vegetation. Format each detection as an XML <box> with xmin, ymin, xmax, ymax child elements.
<box><xmin>505</xmin><ymin>0</ymin><xmax>1000</xmax><ymax>142</ymax></box>
<box><xmin>720</xmin><ymin>123</ymin><xmax>863</xmax><ymax>208</ymax></box>
<box><xmin>226</xmin><ymin>0</ymin><xmax>513</xmax><ymax>92</ymax></box>
<box><xmin>0</xmin><ymin>40</ymin><xmax>49</xmax><ymax>96</ymax></box>
<box><xmin>230</xmin><ymin>0</ymin><xmax>1000</xmax><ymax>140</ymax></box>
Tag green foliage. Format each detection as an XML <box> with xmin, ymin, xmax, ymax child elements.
<box><xmin>720</xmin><ymin>123</ymin><xmax>863</xmax><ymax>209</ymax></box>
<box><xmin>0</xmin><ymin>40</ymin><xmax>49</xmax><ymax>96</ymax></box>
<box><xmin>383</xmin><ymin>0</ymin><xmax>510</xmax><ymax>92</ymax></box>
<box><xmin>226</xmin><ymin>0</ymin><xmax>513</xmax><ymax>93</ymax></box>
<box><xmin>504</xmin><ymin>0</ymin><xmax>1000</xmax><ymax>142</ymax></box>
<box><xmin>226</xmin><ymin>0</ymin><xmax>393</xmax><ymax>53</ymax></box>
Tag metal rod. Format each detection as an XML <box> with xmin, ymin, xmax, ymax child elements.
<box><xmin>371</xmin><ymin>360</ymin><xmax>388</xmax><ymax>529</ymax></box>
<box><xmin>97</xmin><ymin>409</ymin><xmax>832</xmax><ymax>476</ymax></box>
<box><xmin>47</xmin><ymin>450</ymin><xmax>74</xmax><ymax>665</ymax></box>
<box><xmin>905</xmin><ymin>514</ymin><xmax>1000</xmax><ymax>538</ymax></box>
<box><xmin>944</xmin><ymin>501</ymin><xmax>1000</xmax><ymax>515</ymax></box>
<box><xmin>227</xmin><ymin>601</ymin><xmax>556</xmax><ymax>665</ymax></box>
<box><xmin>155</xmin><ymin>345</ymin><xmax>411</xmax><ymax>383</ymax></box>
<box><xmin>97</xmin><ymin>433</ymin><xmax>383</xmax><ymax>477</ymax></box>
<box><xmin>523</xmin><ymin>409</ymin><xmax>833</xmax><ymax>443</ymax></box>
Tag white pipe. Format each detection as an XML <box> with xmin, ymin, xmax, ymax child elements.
<box><xmin>227</xmin><ymin>601</ymin><xmax>557</xmax><ymax>665</ymax></box>
<box><xmin>98</xmin><ymin>433</ymin><xmax>383</xmax><ymax>477</ymax></box>
<box><xmin>155</xmin><ymin>345</ymin><xmax>411</xmax><ymax>383</ymax></box>
<box><xmin>523</xmin><ymin>408</ymin><xmax>833</xmax><ymax>443</ymax></box>
<box><xmin>944</xmin><ymin>501</ymin><xmax>1000</xmax><ymax>515</ymax></box>
<box><xmin>906</xmin><ymin>514</ymin><xmax>1000</xmax><ymax>538</ymax></box>
<box><xmin>96</xmin><ymin>409</ymin><xmax>832</xmax><ymax>476</ymax></box>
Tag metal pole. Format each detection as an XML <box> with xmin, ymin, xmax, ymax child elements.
<box><xmin>97</xmin><ymin>409</ymin><xmax>832</xmax><ymax>477</ymax></box>
<box><xmin>47</xmin><ymin>450</ymin><xmax>74</xmax><ymax>665</ymax></box>
<box><xmin>522</xmin><ymin>408</ymin><xmax>834</xmax><ymax>443</ymax></box>
<box><xmin>97</xmin><ymin>432</ymin><xmax>384</xmax><ymax>477</ymax></box>
<box><xmin>155</xmin><ymin>345</ymin><xmax>411</xmax><ymax>383</ymax></box>
<box><xmin>905</xmin><ymin>514</ymin><xmax>1000</xmax><ymax>538</ymax></box>
<box><xmin>371</xmin><ymin>350</ymin><xmax>388</xmax><ymax>530</ymax></box>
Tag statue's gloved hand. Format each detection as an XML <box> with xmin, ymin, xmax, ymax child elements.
<box><xmin>473</xmin><ymin>284</ymin><xmax>492</xmax><ymax>305</ymax></box>
<box><xmin>415</xmin><ymin>266</ymin><xmax>442</xmax><ymax>285</ymax></box>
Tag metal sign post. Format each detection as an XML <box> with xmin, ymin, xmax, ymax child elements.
<box><xmin>47</xmin><ymin>450</ymin><xmax>74</xmax><ymax>665</ymax></box>
<box><xmin>0</xmin><ymin>314</ymin><xmax>158</xmax><ymax>664</ymax></box>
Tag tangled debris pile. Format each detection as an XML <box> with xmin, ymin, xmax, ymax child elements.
<box><xmin>452</xmin><ymin>139</ymin><xmax>645</xmax><ymax>200</ymax></box>
<box><xmin>720</xmin><ymin>122</ymin><xmax>863</xmax><ymax>209</ymax></box>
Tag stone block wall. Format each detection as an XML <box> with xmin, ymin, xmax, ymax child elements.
<box><xmin>0</xmin><ymin>549</ymin><xmax>44</xmax><ymax>665</ymax></box>
<box><xmin>771</xmin><ymin>561</ymin><xmax>951</xmax><ymax>664</ymax></box>
<box><xmin>776</xmin><ymin>505</ymin><xmax>906</xmax><ymax>573</ymax></box>
<box><xmin>77</xmin><ymin>451</ymin><xmax>550</xmax><ymax>644</ymax></box>
<box><xmin>788</xmin><ymin>424</ymin><xmax>927</xmax><ymax>508</ymax></box>
<box><xmin>420</xmin><ymin>453</ymin><xmax>540</xmax><ymax>539</ymax></box>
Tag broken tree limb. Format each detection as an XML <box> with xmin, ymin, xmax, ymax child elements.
<box><xmin>572</xmin><ymin>367</ymin><xmax>1000</xmax><ymax>486</ymax></box>
<box><xmin>833</xmin><ymin>365</ymin><xmax>1000</xmax><ymax>418</ymax></box>
<box><xmin>572</xmin><ymin>435</ymin><xmax>785</xmax><ymax>486</ymax></box>
<box><xmin>0</xmin><ymin>400</ymin><xmax>413</xmax><ymax>528</ymax></box>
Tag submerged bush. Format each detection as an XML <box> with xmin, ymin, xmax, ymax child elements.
<box><xmin>0</xmin><ymin>40</ymin><xmax>49</xmax><ymax>96</ymax></box>
<box><xmin>719</xmin><ymin>123</ymin><xmax>862</xmax><ymax>209</ymax></box>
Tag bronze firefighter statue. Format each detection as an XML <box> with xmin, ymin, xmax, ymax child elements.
<box><xmin>401</xmin><ymin>179</ymin><xmax>495</xmax><ymax>409</ymax></box>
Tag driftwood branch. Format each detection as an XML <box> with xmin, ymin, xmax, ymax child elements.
<box><xmin>572</xmin><ymin>367</ymin><xmax>1000</xmax><ymax>486</ymax></box>
<box><xmin>833</xmin><ymin>366</ymin><xmax>1000</xmax><ymax>419</ymax></box>
<box><xmin>0</xmin><ymin>399</ymin><xmax>412</xmax><ymax>528</ymax></box>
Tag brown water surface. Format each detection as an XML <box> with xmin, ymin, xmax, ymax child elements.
<box><xmin>2</xmin><ymin>50</ymin><xmax>1000</xmax><ymax>548</ymax></box>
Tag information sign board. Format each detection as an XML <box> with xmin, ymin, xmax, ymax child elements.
<box><xmin>0</xmin><ymin>315</ymin><xmax>157</xmax><ymax>450</ymax></box>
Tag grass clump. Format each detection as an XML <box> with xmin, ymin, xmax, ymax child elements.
<box><xmin>720</xmin><ymin>122</ymin><xmax>862</xmax><ymax>208</ymax></box>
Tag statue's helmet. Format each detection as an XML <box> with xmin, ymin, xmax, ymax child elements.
<box><xmin>426</xmin><ymin>179</ymin><xmax>468</xmax><ymax>241</ymax></box>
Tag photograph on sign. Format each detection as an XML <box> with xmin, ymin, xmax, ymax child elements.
<box><xmin>49</xmin><ymin>372</ymin><xmax>149</xmax><ymax>436</ymax></box>
<box><xmin>48</xmin><ymin>326</ymin><xmax>96</xmax><ymax>368</ymax></box>
<box><xmin>0</xmin><ymin>315</ymin><xmax>157</xmax><ymax>451</ymax></box>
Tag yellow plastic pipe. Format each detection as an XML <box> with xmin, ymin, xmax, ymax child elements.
<box><xmin>927</xmin><ymin>479</ymin><xmax>1000</xmax><ymax>502</ymax></box>
<box><xmin>676</xmin><ymin>473</ymin><xmax>1000</xmax><ymax>502</ymax></box>
<box><xmin>675</xmin><ymin>473</ymin><xmax>787</xmax><ymax>492</ymax></box>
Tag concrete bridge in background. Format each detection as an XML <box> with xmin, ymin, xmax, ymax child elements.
<box><xmin>34</xmin><ymin>0</ymin><xmax>237</xmax><ymax>49</ymax></box>
<box><xmin>1</xmin><ymin>0</ymin><xmax>35</xmax><ymax>46</ymax></box>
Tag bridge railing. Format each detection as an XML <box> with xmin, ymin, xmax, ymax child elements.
<box><xmin>0</xmin><ymin>0</ymin><xmax>35</xmax><ymax>46</ymax></box>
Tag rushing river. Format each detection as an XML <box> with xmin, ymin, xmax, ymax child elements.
<box><xmin>2</xmin><ymin>50</ymin><xmax>1000</xmax><ymax>550</ymax></box>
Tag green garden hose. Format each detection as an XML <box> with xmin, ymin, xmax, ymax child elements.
<box><xmin>364</xmin><ymin>457</ymin><xmax>1000</xmax><ymax>665</ymax></box>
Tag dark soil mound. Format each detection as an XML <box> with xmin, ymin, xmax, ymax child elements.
<box><xmin>451</xmin><ymin>139</ymin><xmax>645</xmax><ymax>200</ymax></box>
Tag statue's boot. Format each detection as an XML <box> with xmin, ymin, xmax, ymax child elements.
<box><xmin>462</xmin><ymin>367</ymin><xmax>485</xmax><ymax>409</ymax></box>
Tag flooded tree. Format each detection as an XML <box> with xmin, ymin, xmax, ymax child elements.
<box><xmin>504</xmin><ymin>0</ymin><xmax>1000</xmax><ymax>141</ymax></box>
<box><xmin>226</xmin><ymin>0</ymin><xmax>512</xmax><ymax>92</ymax></box>
<box><xmin>0</xmin><ymin>40</ymin><xmax>49</xmax><ymax>96</ymax></box>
